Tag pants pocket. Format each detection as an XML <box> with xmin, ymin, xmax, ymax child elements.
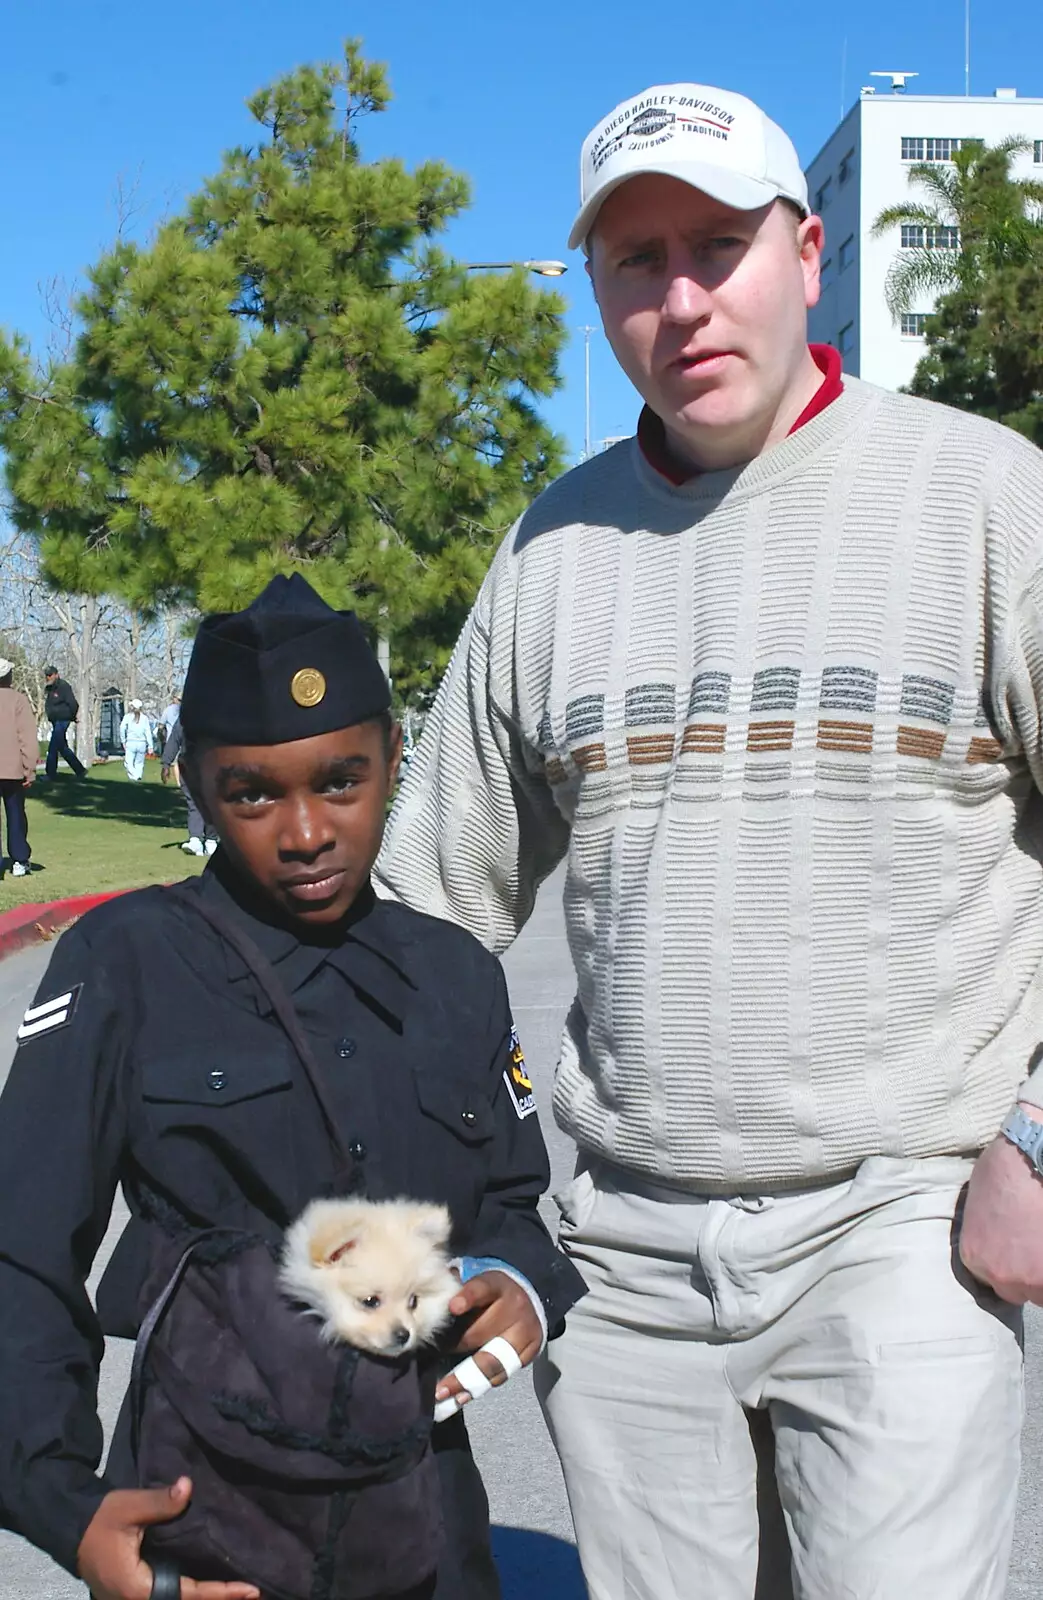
<box><xmin>553</xmin><ymin>1161</ymin><xmax>599</xmax><ymax>1240</ymax></box>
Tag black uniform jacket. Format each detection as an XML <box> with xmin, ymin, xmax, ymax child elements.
<box><xmin>0</xmin><ymin>862</ymin><xmax>584</xmax><ymax>1575</ymax></box>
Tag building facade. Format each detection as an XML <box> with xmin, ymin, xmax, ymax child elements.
<box><xmin>805</xmin><ymin>85</ymin><xmax>1043</xmax><ymax>390</ymax></box>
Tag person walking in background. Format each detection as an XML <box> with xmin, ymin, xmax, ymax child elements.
<box><xmin>159</xmin><ymin>694</ymin><xmax>181</xmax><ymax>748</ymax></box>
<box><xmin>159</xmin><ymin>692</ymin><xmax>184</xmax><ymax>776</ymax></box>
<box><xmin>42</xmin><ymin>665</ymin><xmax>86</xmax><ymax>780</ymax></box>
<box><xmin>118</xmin><ymin>699</ymin><xmax>152</xmax><ymax>782</ymax></box>
<box><xmin>0</xmin><ymin>657</ymin><xmax>37</xmax><ymax>879</ymax></box>
<box><xmin>161</xmin><ymin>715</ymin><xmax>218</xmax><ymax>856</ymax></box>
<box><xmin>378</xmin><ymin>80</ymin><xmax>1043</xmax><ymax>1600</ymax></box>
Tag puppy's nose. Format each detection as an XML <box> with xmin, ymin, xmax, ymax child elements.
<box><xmin>391</xmin><ymin>1325</ymin><xmax>411</xmax><ymax>1349</ymax></box>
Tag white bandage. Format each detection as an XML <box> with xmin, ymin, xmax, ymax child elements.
<box><xmin>433</xmin><ymin>1335</ymin><xmax>524</xmax><ymax>1424</ymax></box>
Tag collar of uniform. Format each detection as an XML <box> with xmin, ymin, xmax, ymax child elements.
<box><xmin>197</xmin><ymin>863</ymin><xmax>418</xmax><ymax>1025</ymax></box>
<box><xmin>636</xmin><ymin>343</ymin><xmax>843</xmax><ymax>485</ymax></box>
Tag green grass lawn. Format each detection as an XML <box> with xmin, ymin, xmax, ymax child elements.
<box><xmin>0</xmin><ymin>758</ymin><xmax>205</xmax><ymax>912</ymax></box>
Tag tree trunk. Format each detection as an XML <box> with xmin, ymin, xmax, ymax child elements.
<box><xmin>126</xmin><ymin>613</ymin><xmax>142</xmax><ymax>704</ymax></box>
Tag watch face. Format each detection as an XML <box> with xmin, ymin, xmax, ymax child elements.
<box><xmin>1021</xmin><ymin>1117</ymin><xmax>1043</xmax><ymax>1175</ymax></box>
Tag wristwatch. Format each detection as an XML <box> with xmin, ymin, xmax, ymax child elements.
<box><xmin>1000</xmin><ymin>1106</ymin><xmax>1043</xmax><ymax>1177</ymax></box>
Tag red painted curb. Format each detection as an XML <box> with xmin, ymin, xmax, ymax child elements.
<box><xmin>0</xmin><ymin>890</ymin><xmax>128</xmax><ymax>961</ymax></box>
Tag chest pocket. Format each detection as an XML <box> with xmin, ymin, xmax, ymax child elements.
<box><xmin>141</xmin><ymin>1050</ymin><xmax>294</xmax><ymax>1108</ymax></box>
<box><xmin>414</xmin><ymin>1074</ymin><xmax>494</xmax><ymax>1147</ymax></box>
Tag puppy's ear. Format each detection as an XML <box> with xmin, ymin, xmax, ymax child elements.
<box><xmin>413</xmin><ymin>1207</ymin><xmax>451</xmax><ymax>1248</ymax></box>
<box><xmin>325</xmin><ymin>1238</ymin><xmax>357</xmax><ymax>1265</ymax></box>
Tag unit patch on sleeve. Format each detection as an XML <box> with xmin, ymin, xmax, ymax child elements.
<box><xmin>504</xmin><ymin>1024</ymin><xmax>537</xmax><ymax>1120</ymax></box>
<box><xmin>16</xmin><ymin>984</ymin><xmax>83</xmax><ymax>1044</ymax></box>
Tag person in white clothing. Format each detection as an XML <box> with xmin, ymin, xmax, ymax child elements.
<box><xmin>376</xmin><ymin>82</ymin><xmax>1043</xmax><ymax>1600</ymax></box>
<box><xmin>118</xmin><ymin>699</ymin><xmax>152</xmax><ymax>782</ymax></box>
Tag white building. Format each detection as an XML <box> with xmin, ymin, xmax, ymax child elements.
<box><xmin>805</xmin><ymin>81</ymin><xmax>1043</xmax><ymax>390</ymax></box>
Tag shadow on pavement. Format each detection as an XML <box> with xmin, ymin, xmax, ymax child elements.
<box><xmin>31</xmin><ymin>771</ymin><xmax>184</xmax><ymax>830</ymax></box>
<box><xmin>491</xmin><ymin>1526</ymin><xmax>586</xmax><ymax>1599</ymax></box>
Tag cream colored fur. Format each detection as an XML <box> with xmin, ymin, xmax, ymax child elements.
<box><xmin>279</xmin><ymin>1197</ymin><xmax>458</xmax><ymax>1357</ymax></box>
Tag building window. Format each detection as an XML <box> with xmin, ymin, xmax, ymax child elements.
<box><xmin>900</xmin><ymin>313</ymin><xmax>929</xmax><ymax>337</ymax></box>
<box><xmin>839</xmin><ymin>149</ymin><xmax>856</xmax><ymax>185</ymax></box>
<box><xmin>839</xmin><ymin>235</ymin><xmax>855</xmax><ymax>272</ymax></box>
<box><xmin>901</xmin><ymin>136</ymin><xmax>963</xmax><ymax>162</ymax></box>
<box><xmin>815</xmin><ymin>177</ymin><xmax>833</xmax><ymax>211</ymax></box>
<box><xmin>838</xmin><ymin>322</ymin><xmax>855</xmax><ymax>356</ymax></box>
<box><xmin>1035</xmin><ymin>140</ymin><xmax>1043</xmax><ymax>163</ymax></box>
<box><xmin>900</xmin><ymin>224</ymin><xmax>959</xmax><ymax>249</ymax></box>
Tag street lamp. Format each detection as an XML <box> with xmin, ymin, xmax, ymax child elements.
<box><xmin>464</xmin><ymin>260</ymin><xmax>568</xmax><ymax>277</ymax></box>
<box><xmin>580</xmin><ymin>324</ymin><xmax>597</xmax><ymax>460</ymax></box>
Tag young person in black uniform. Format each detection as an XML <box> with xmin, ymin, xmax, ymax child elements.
<box><xmin>0</xmin><ymin>574</ymin><xmax>584</xmax><ymax>1600</ymax></box>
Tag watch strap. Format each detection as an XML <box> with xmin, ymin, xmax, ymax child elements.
<box><xmin>1000</xmin><ymin>1106</ymin><xmax>1043</xmax><ymax>1176</ymax></box>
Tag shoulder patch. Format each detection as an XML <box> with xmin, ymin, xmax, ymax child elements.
<box><xmin>504</xmin><ymin>1024</ymin><xmax>537</xmax><ymax>1120</ymax></box>
<box><xmin>17</xmin><ymin>984</ymin><xmax>83</xmax><ymax>1044</ymax></box>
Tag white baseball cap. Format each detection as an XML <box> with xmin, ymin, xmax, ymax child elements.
<box><xmin>129</xmin><ymin>698</ymin><xmax>144</xmax><ymax>709</ymax></box>
<box><xmin>569</xmin><ymin>83</ymin><xmax>809</xmax><ymax>251</ymax></box>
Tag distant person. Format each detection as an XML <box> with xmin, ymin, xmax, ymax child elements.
<box><xmin>161</xmin><ymin>716</ymin><xmax>218</xmax><ymax>856</ymax></box>
<box><xmin>43</xmin><ymin>666</ymin><xmax>86</xmax><ymax>779</ymax></box>
<box><xmin>0</xmin><ymin>657</ymin><xmax>37</xmax><ymax>879</ymax></box>
<box><xmin>159</xmin><ymin>694</ymin><xmax>181</xmax><ymax>746</ymax></box>
<box><xmin>118</xmin><ymin>699</ymin><xmax>153</xmax><ymax>782</ymax></box>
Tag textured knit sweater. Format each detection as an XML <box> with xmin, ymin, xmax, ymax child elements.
<box><xmin>377</xmin><ymin>378</ymin><xmax>1043</xmax><ymax>1191</ymax></box>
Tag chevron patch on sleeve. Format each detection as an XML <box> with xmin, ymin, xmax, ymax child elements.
<box><xmin>16</xmin><ymin>984</ymin><xmax>83</xmax><ymax>1044</ymax></box>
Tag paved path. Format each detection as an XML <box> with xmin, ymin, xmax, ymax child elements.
<box><xmin>1</xmin><ymin>883</ymin><xmax>1041</xmax><ymax>1595</ymax></box>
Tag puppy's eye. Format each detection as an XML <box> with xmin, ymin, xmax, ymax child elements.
<box><xmin>359</xmin><ymin>1295</ymin><xmax>382</xmax><ymax>1311</ymax></box>
<box><xmin>407</xmin><ymin>1294</ymin><xmax>418</xmax><ymax>1311</ymax></box>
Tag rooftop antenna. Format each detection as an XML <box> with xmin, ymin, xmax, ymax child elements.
<box><xmin>840</xmin><ymin>35</ymin><xmax>848</xmax><ymax>121</ymax></box>
<box><xmin>869</xmin><ymin>71</ymin><xmax>919</xmax><ymax>93</ymax></box>
<box><xmin>965</xmin><ymin>0</ymin><xmax>971</xmax><ymax>95</ymax></box>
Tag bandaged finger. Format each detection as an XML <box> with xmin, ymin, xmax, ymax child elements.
<box><xmin>433</xmin><ymin>1335</ymin><xmax>523</xmax><ymax>1422</ymax></box>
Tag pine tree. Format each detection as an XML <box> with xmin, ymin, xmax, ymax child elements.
<box><xmin>0</xmin><ymin>42</ymin><xmax>566</xmax><ymax>699</ymax></box>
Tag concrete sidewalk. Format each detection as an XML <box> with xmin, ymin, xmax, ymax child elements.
<box><xmin>1</xmin><ymin>877</ymin><xmax>1042</xmax><ymax>1595</ymax></box>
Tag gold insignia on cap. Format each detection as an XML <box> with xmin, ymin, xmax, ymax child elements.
<box><xmin>290</xmin><ymin>668</ymin><xmax>326</xmax><ymax>708</ymax></box>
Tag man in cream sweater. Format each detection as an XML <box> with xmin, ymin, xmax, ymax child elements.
<box><xmin>378</xmin><ymin>83</ymin><xmax>1043</xmax><ymax>1599</ymax></box>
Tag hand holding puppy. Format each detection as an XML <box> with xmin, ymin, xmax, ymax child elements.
<box><xmin>435</xmin><ymin>1271</ymin><xmax>543</xmax><ymax>1411</ymax></box>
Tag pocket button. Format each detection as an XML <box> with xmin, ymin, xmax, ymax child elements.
<box><xmin>208</xmin><ymin>1069</ymin><xmax>226</xmax><ymax>1092</ymax></box>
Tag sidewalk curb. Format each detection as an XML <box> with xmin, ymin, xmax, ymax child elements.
<box><xmin>0</xmin><ymin>890</ymin><xmax>127</xmax><ymax>962</ymax></box>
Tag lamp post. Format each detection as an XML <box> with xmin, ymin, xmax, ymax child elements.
<box><xmin>464</xmin><ymin>260</ymin><xmax>568</xmax><ymax>276</ymax></box>
<box><xmin>580</xmin><ymin>325</ymin><xmax>597</xmax><ymax>460</ymax></box>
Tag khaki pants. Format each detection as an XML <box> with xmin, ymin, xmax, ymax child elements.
<box><xmin>535</xmin><ymin>1156</ymin><xmax>1024</xmax><ymax>1600</ymax></box>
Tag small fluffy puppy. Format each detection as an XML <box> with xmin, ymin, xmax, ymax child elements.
<box><xmin>279</xmin><ymin>1197</ymin><xmax>458</xmax><ymax>1358</ymax></box>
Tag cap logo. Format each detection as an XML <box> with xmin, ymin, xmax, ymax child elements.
<box><xmin>589</xmin><ymin>93</ymin><xmax>738</xmax><ymax>177</ymax></box>
<box><xmin>628</xmin><ymin>108</ymin><xmax>675</xmax><ymax>140</ymax></box>
<box><xmin>290</xmin><ymin>668</ymin><xmax>326</xmax><ymax>708</ymax></box>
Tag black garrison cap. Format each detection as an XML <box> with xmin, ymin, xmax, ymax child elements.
<box><xmin>180</xmin><ymin>574</ymin><xmax>390</xmax><ymax>746</ymax></box>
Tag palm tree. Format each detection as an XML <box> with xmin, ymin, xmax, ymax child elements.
<box><xmin>871</xmin><ymin>137</ymin><xmax>1043</xmax><ymax>320</ymax></box>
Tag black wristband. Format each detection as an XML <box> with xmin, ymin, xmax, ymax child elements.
<box><xmin>149</xmin><ymin>1558</ymin><xmax>181</xmax><ymax>1600</ymax></box>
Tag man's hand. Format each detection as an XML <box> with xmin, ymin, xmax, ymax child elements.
<box><xmin>77</xmin><ymin>1478</ymin><xmax>259</xmax><ymax>1600</ymax></box>
<box><xmin>960</xmin><ymin>1105</ymin><xmax>1043</xmax><ymax>1305</ymax></box>
<box><xmin>160</xmin><ymin>766</ymin><xmax>171</xmax><ymax>785</ymax></box>
<box><xmin>23</xmin><ymin>773</ymin><xmax>34</xmax><ymax>789</ymax></box>
<box><xmin>434</xmin><ymin>1270</ymin><xmax>542</xmax><ymax>1409</ymax></box>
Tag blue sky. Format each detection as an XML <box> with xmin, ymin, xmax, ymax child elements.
<box><xmin>2</xmin><ymin>0</ymin><xmax>1041</xmax><ymax>461</ymax></box>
